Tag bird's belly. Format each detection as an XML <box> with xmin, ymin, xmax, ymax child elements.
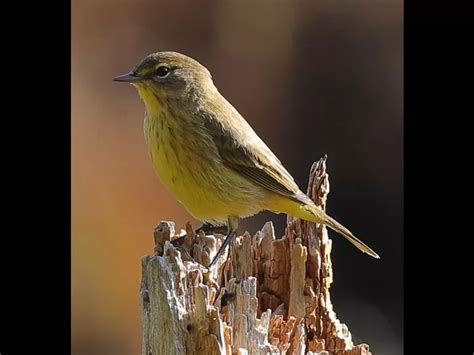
<box><xmin>146</xmin><ymin>125</ymin><xmax>267</xmax><ymax>222</ymax></box>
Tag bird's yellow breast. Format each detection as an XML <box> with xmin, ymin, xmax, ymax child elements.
<box><xmin>138</xmin><ymin>85</ymin><xmax>267</xmax><ymax>223</ymax></box>
<box><xmin>139</xmin><ymin>86</ymin><xmax>188</xmax><ymax>198</ymax></box>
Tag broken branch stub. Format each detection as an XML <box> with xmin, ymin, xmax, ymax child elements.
<box><xmin>140</xmin><ymin>156</ymin><xmax>372</xmax><ymax>354</ymax></box>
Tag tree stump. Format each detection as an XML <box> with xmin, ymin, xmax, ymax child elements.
<box><xmin>140</xmin><ymin>156</ymin><xmax>372</xmax><ymax>354</ymax></box>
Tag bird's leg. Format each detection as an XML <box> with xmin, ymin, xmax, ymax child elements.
<box><xmin>207</xmin><ymin>216</ymin><xmax>239</xmax><ymax>269</ymax></box>
<box><xmin>195</xmin><ymin>222</ymin><xmax>229</xmax><ymax>236</ymax></box>
<box><xmin>171</xmin><ymin>223</ymin><xmax>227</xmax><ymax>244</ymax></box>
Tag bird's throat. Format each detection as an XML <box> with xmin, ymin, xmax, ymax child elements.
<box><xmin>136</xmin><ymin>85</ymin><xmax>168</xmax><ymax>120</ymax></box>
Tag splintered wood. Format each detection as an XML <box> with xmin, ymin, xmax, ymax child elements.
<box><xmin>140</xmin><ymin>157</ymin><xmax>372</xmax><ymax>355</ymax></box>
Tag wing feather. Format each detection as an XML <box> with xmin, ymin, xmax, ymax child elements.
<box><xmin>203</xmin><ymin>109</ymin><xmax>310</xmax><ymax>205</ymax></box>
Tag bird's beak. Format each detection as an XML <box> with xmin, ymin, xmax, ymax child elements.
<box><xmin>113</xmin><ymin>72</ymin><xmax>142</xmax><ymax>82</ymax></box>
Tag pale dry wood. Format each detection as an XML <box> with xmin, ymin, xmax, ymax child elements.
<box><xmin>140</xmin><ymin>157</ymin><xmax>372</xmax><ymax>354</ymax></box>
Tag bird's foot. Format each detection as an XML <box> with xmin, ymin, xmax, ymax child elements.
<box><xmin>195</xmin><ymin>223</ymin><xmax>229</xmax><ymax>236</ymax></box>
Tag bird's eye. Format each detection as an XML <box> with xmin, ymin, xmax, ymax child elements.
<box><xmin>155</xmin><ymin>65</ymin><xmax>170</xmax><ymax>78</ymax></box>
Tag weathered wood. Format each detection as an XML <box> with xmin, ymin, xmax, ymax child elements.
<box><xmin>140</xmin><ymin>157</ymin><xmax>372</xmax><ymax>354</ymax></box>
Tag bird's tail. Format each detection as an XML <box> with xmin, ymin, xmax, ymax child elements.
<box><xmin>301</xmin><ymin>204</ymin><xmax>380</xmax><ymax>259</ymax></box>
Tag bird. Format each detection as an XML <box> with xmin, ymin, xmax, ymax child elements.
<box><xmin>113</xmin><ymin>51</ymin><xmax>380</xmax><ymax>268</ymax></box>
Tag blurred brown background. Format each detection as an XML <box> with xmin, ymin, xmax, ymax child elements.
<box><xmin>72</xmin><ymin>0</ymin><xmax>402</xmax><ymax>354</ymax></box>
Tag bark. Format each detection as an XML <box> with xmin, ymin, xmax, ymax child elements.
<box><xmin>140</xmin><ymin>156</ymin><xmax>372</xmax><ymax>354</ymax></box>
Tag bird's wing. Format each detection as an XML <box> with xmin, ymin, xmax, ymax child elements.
<box><xmin>204</xmin><ymin>111</ymin><xmax>311</xmax><ymax>205</ymax></box>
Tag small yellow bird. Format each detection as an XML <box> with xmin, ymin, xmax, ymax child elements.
<box><xmin>114</xmin><ymin>51</ymin><xmax>379</xmax><ymax>267</ymax></box>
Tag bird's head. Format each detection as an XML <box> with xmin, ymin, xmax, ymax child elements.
<box><xmin>114</xmin><ymin>51</ymin><xmax>215</xmax><ymax>102</ymax></box>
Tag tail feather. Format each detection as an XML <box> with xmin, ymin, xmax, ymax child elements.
<box><xmin>303</xmin><ymin>204</ymin><xmax>380</xmax><ymax>259</ymax></box>
<box><xmin>323</xmin><ymin>214</ymin><xmax>380</xmax><ymax>259</ymax></box>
